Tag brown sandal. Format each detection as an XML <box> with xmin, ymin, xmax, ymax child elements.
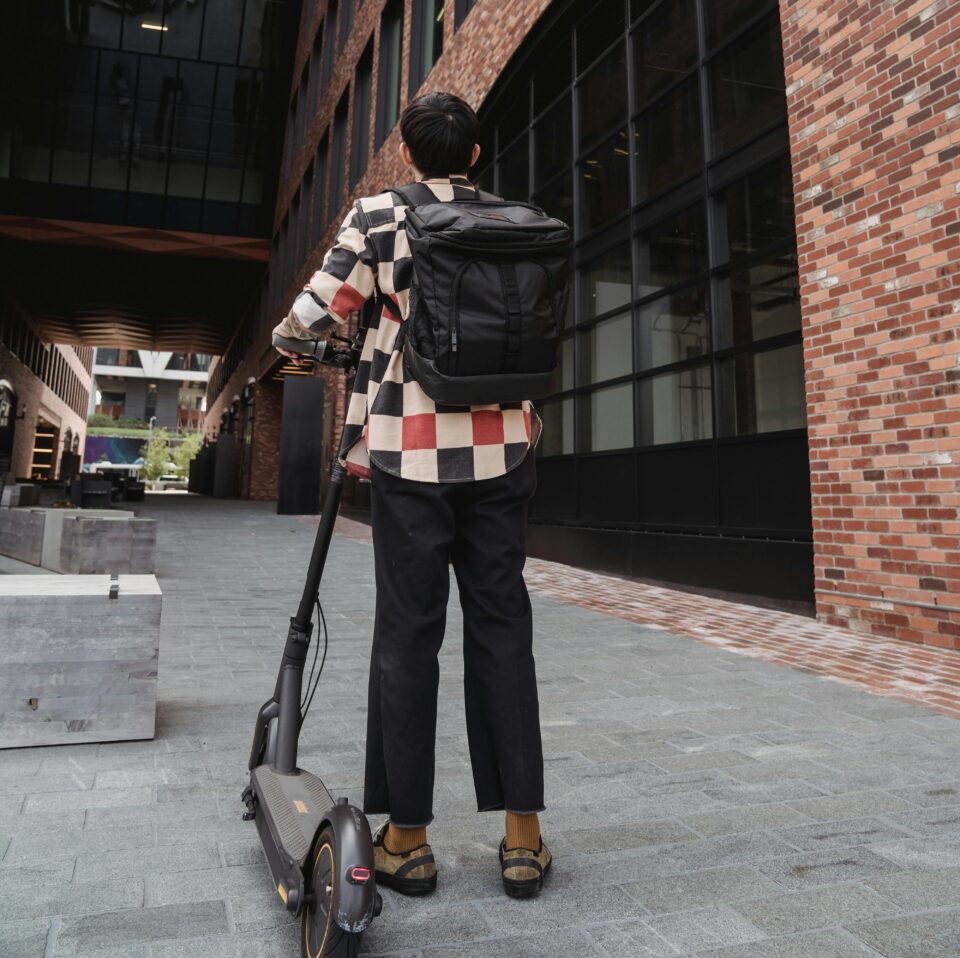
<box><xmin>372</xmin><ymin>823</ymin><xmax>438</xmax><ymax>895</ymax></box>
<box><xmin>499</xmin><ymin>836</ymin><xmax>552</xmax><ymax>898</ymax></box>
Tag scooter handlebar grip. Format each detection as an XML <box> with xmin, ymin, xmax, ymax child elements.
<box><xmin>272</xmin><ymin>335</ymin><xmax>327</xmax><ymax>360</ymax></box>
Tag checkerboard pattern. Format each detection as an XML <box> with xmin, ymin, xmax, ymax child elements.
<box><xmin>275</xmin><ymin>176</ymin><xmax>539</xmax><ymax>483</ymax></box>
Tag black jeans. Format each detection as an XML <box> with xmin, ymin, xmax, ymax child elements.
<box><xmin>363</xmin><ymin>451</ymin><xmax>544</xmax><ymax>826</ymax></box>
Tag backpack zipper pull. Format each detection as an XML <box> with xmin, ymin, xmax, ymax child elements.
<box><xmin>451</xmin><ymin>329</ymin><xmax>458</xmax><ymax>352</ymax></box>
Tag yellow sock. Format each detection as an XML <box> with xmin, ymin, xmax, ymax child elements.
<box><xmin>385</xmin><ymin>823</ymin><xmax>427</xmax><ymax>853</ymax></box>
<box><xmin>505</xmin><ymin>811</ymin><xmax>540</xmax><ymax>850</ymax></box>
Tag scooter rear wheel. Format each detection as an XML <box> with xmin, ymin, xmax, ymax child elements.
<box><xmin>302</xmin><ymin>826</ymin><xmax>361</xmax><ymax>958</ymax></box>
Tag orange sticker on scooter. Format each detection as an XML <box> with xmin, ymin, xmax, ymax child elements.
<box><xmin>294</xmin><ymin>800</ymin><xmax>309</xmax><ymax>814</ymax></box>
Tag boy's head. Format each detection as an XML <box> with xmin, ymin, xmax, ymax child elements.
<box><xmin>399</xmin><ymin>92</ymin><xmax>481</xmax><ymax>178</ymax></box>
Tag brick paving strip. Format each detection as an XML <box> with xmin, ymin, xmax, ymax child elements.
<box><xmin>333</xmin><ymin>515</ymin><xmax>960</xmax><ymax>720</ymax></box>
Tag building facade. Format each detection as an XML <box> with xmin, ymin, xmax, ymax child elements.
<box><xmin>204</xmin><ymin>0</ymin><xmax>960</xmax><ymax>649</ymax></box>
<box><xmin>0</xmin><ymin>304</ymin><xmax>93</xmax><ymax>481</ymax></box>
<box><xmin>93</xmin><ymin>349</ymin><xmax>209</xmax><ymax>430</ymax></box>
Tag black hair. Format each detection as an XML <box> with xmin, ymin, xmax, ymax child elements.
<box><xmin>399</xmin><ymin>92</ymin><xmax>480</xmax><ymax>177</ymax></box>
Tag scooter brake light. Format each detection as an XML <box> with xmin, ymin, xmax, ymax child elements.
<box><xmin>348</xmin><ymin>866</ymin><xmax>371</xmax><ymax>884</ymax></box>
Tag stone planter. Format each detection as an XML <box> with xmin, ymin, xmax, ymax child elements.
<box><xmin>0</xmin><ymin>509</ymin><xmax>157</xmax><ymax>574</ymax></box>
<box><xmin>0</xmin><ymin>507</ymin><xmax>46</xmax><ymax>565</ymax></box>
<box><xmin>0</xmin><ymin>574</ymin><xmax>161</xmax><ymax>748</ymax></box>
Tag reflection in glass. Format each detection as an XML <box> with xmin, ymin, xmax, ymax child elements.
<box><xmin>167</xmin><ymin>61</ymin><xmax>217</xmax><ymax>200</ymax></box>
<box><xmin>206</xmin><ymin>65</ymin><xmax>246</xmax><ymax>204</ymax></box>
<box><xmin>634</xmin><ymin>73</ymin><xmax>702</xmax><ymax>203</ymax></box>
<box><xmin>578</xmin><ymin>383</ymin><xmax>634</xmax><ymax>452</ymax></box>
<box><xmin>717</xmin><ymin>260</ymin><xmax>800</xmax><ymax>347</ymax></box>
<box><xmin>534</xmin><ymin>35</ymin><xmax>570</xmax><ymax>113</ymax></box>
<box><xmin>534</xmin><ymin>98</ymin><xmax>571</xmax><ymax>188</ymax></box>
<box><xmin>709</xmin><ymin>13</ymin><xmax>786</xmax><ymax>156</ymax></box>
<box><xmin>717</xmin><ymin>156</ymin><xmax>795</xmax><ymax>262</ymax></box>
<box><xmin>637</xmin><ymin>204</ymin><xmax>707</xmax><ymax>295</ymax></box>
<box><xmin>533</xmin><ymin>172</ymin><xmax>573</xmax><ymax>230</ymax></box>
<box><xmin>91</xmin><ymin>54</ymin><xmax>139</xmax><ymax>191</ymax></box>
<box><xmin>638</xmin><ymin>365</ymin><xmax>712</xmax><ymax>445</ymax></box>
<box><xmin>728</xmin><ymin>344</ymin><xmax>806</xmax><ymax>435</ymax></box>
<box><xmin>498</xmin><ymin>133</ymin><xmax>529</xmax><ymax>201</ymax></box>
<box><xmin>632</xmin><ymin>0</ymin><xmax>697</xmax><ymax>109</ymax></box>
<box><xmin>52</xmin><ymin>47</ymin><xmax>97</xmax><ymax>187</ymax></box>
<box><xmin>581</xmin><ymin>245</ymin><xmax>631</xmax><ymax>321</ymax></box>
<box><xmin>704</xmin><ymin>0</ymin><xmax>772</xmax><ymax>49</ymax></box>
<box><xmin>580</xmin><ymin>129</ymin><xmax>630</xmax><ymax>233</ymax></box>
<box><xmin>560</xmin><ymin>336</ymin><xmax>574</xmax><ymax>391</ymax></box>
<box><xmin>577</xmin><ymin>42</ymin><xmax>626</xmax><ymax>151</ymax></box>
<box><xmin>538</xmin><ymin>396</ymin><xmax>574</xmax><ymax>456</ymax></box>
<box><xmin>575</xmin><ymin>4</ymin><xmax>625</xmax><ymax>73</ymax></box>
<box><xmin>637</xmin><ymin>289</ymin><xmax>709</xmax><ymax>370</ymax></box>
<box><xmin>579</xmin><ymin>312</ymin><xmax>632</xmax><ymax>385</ymax></box>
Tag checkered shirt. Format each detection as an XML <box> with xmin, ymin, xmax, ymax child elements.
<box><xmin>275</xmin><ymin>176</ymin><xmax>541</xmax><ymax>483</ymax></box>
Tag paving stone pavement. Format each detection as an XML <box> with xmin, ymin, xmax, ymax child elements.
<box><xmin>2</xmin><ymin>494</ymin><xmax>960</xmax><ymax>957</ymax></box>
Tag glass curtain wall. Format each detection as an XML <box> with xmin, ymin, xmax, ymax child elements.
<box><xmin>475</xmin><ymin>0</ymin><xmax>810</xmax><ymax>590</ymax></box>
<box><xmin>1</xmin><ymin>0</ymin><xmax>300</xmax><ymax>236</ymax></box>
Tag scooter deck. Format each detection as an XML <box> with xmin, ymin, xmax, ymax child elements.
<box><xmin>251</xmin><ymin>765</ymin><xmax>335</xmax><ymax>870</ymax></box>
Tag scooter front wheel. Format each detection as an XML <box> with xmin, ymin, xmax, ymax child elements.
<box><xmin>302</xmin><ymin>826</ymin><xmax>362</xmax><ymax>958</ymax></box>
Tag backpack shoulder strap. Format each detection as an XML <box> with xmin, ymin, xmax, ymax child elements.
<box><xmin>387</xmin><ymin>183</ymin><xmax>438</xmax><ymax>207</ymax></box>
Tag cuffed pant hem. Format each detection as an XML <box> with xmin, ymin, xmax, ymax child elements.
<box><xmin>476</xmin><ymin>802</ymin><xmax>546</xmax><ymax>814</ymax></box>
<box><xmin>387</xmin><ymin>817</ymin><xmax>435</xmax><ymax>828</ymax></box>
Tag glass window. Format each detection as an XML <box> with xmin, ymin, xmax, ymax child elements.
<box><xmin>634</xmin><ymin>73</ymin><xmax>702</xmax><ymax>203</ymax></box>
<box><xmin>376</xmin><ymin>0</ymin><xmax>404</xmax><ymax>149</ymax></box>
<box><xmin>579</xmin><ymin>312</ymin><xmax>632</xmax><ymax>385</ymax></box>
<box><xmin>636</xmin><ymin>203</ymin><xmax>707</xmax><ymax>296</ymax></box>
<box><xmin>410</xmin><ymin>0</ymin><xmax>445</xmax><ymax>95</ymax></box>
<box><xmin>534</xmin><ymin>34</ymin><xmax>571</xmax><ymax>114</ymax></box>
<box><xmin>314</xmin><ymin>134</ymin><xmax>329</xmax><ymax>237</ymax></box>
<box><xmin>128</xmin><ymin>56</ymin><xmax>172</xmax><ymax>198</ymax></box>
<box><xmin>638</xmin><ymin>365</ymin><xmax>713</xmax><ymax>445</ymax></box>
<box><xmin>717</xmin><ymin>156</ymin><xmax>795</xmax><ymax>263</ymax></box>
<box><xmin>145</xmin><ymin>383</ymin><xmax>158</xmax><ymax>421</ymax></box>
<box><xmin>163</xmin><ymin>0</ymin><xmax>204</xmax><ymax>59</ymax></box>
<box><xmin>723</xmin><ymin>343</ymin><xmax>806</xmax><ymax>435</ymax></box>
<box><xmin>538</xmin><ymin>397</ymin><xmax>574</xmax><ymax>456</ymax></box>
<box><xmin>716</xmin><ymin>258</ymin><xmax>800</xmax><ymax>348</ymax></box>
<box><xmin>578</xmin><ymin>383</ymin><xmax>634</xmax><ymax>452</ymax></box>
<box><xmin>339</xmin><ymin>0</ymin><xmax>355</xmax><ymax>50</ymax></box>
<box><xmin>498</xmin><ymin>90</ymin><xmax>530</xmax><ymax>152</ymax></box>
<box><xmin>91</xmin><ymin>54</ymin><xmax>138</xmax><ymax>191</ymax></box>
<box><xmin>310</xmin><ymin>20</ymin><xmax>325</xmax><ymax>115</ymax></box>
<box><xmin>201</xmin><ymin>0</ymin><xmax>244</xmax><ymax>63</ymax></box>
<box><xmin>577</xmin><ymin>40</ymin><xmax>626</xmax><ymax>151</ymax></box>
<box><xmin>322</xmin><ymin>0</ymin><xmax>339</xmax><ymax>92</ymax></box>
<box><xmin>632</xmin><ymin>0</ymin><xmax>698</xmax><ymax>109</ymax></box>
<box><xmin>581</xmin><ymin>244</ymin><xmax>631</xmax><ymax>321</ymax></box>
<box><xmin>575</xmin><ymin>4</ymin><xmax>625</xmax><ymax>74</ymax></box>
<box><xmin>559</xmin><ymin>335</ymin><xmax>574</xmax><ymax>391</ymax></box>
<box><xmin>329</xmin><ymin>95</ymin><xmax>349</xmax><ymax>220</ymax></box>
<box><xmin>206</xmin><ymin>65</ymin><xmax>245</xmax><ymax>204</ymax></box>
<box><xmin>301</xmin><ymin>163</ymin><xmax>314</xmax><ymax>260</ymax></box>
<box><xmin>704</xmin><ymin>0</ymin><xmax>772</xmax><ymax>50</ymax></box>
<box><xmin>709</xmin><ymin>13</ymin><xmax>786</xmax><ymax>157</ymax></box>
<box><xmin>350</xmin><ymin>42</ymin><xmax>373</xmax><ymax>187</ymax></box>
<box><xmin>636</xmin><ymin>287</ymin><xmax>710</xmax><ymax>370</ymax></box>
<box><xmin>498</xmin><ymin>133</ymin><xmax>529</xmax><ymax>201</ymax></box>
<box><xmin>52</xmin><ymin>47</ymin><xmax>98</xmax><ymax>187</ymax></box>
<box><xmin>167</xmin><ymin>61</ymin><xmax>216</xmax><ymax>200</ymax></box>
<box><xmin>579</xmin><ymin>129</ymin><xmax>630</xmax><ymax>234</ymax></box>
<box><xmin>454</xmin><ymin>0</ymin><xmax>478</xmax><ymax>29</ymax></box>
<box><xmin>533</xmin><ymin>171</ymin><xmax>574</xmax><ymax>231</ymax></box>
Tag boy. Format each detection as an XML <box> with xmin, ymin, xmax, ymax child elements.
<box><xmin>275</xmin><ymin>92</ymin><xmax>550</xmax><ymax>899</ymax></box>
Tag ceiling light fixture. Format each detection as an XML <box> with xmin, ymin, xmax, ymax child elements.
<box><xmin>141</xmin><ymin>22</ymin><xmax>169</xmax><ymax>31</ymax></box>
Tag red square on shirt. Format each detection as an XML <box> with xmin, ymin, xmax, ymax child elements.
<box><xmin>472</xmin><ymin>410</ymin><xmax>505</xmax><ymax>446</ymax></box>
<box><xmin>402</xmin><ymin>413</ymin><xmax>437</xmax><ymax>450</ymax></box>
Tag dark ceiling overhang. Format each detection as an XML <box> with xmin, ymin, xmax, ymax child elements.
<box><xmin>0</xmin><ymin>223</ymin><xmax>269</xmax><ymax>355</ymax></box>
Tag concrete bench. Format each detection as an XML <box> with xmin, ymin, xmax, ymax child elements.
<box><xmin>0</xmin><ymin>509</ymin><xmax>157</xmax><ymax>574</ymax></box>
<box><xmin>0</xmin><ymin>574</ymin><xmax>161</xmax><ymax>748</ymax></box>
<box><xmin>0</xmin><ymin>483</ymin><xmax>39</xmax><ymax>508</ymax></box>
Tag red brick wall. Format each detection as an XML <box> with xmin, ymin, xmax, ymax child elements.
<box><xmin>781</xmin><ymin>0</ymin><xmax>960</xmax><ymax>647</ymax></box>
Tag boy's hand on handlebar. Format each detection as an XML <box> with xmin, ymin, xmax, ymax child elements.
<box><xmin>276</xmin><ymin>346</ymin><xmax>303</xmax><ymax>364</ymax></box>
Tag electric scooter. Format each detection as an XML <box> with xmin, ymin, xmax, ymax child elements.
<box><xmin>242</xmin><ymin>325</ymin><xmax>379</xmax><ymax>958</ymax></box>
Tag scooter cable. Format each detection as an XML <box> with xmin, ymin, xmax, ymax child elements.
<box><xmin>300</xmin><ymin>595</ymin><xmax>329</xmax><ymax>726</ymax></box>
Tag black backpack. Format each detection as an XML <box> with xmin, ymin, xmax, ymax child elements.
<box><xmin>391</xmin><ymin>183</ymin><xmax>572</xmax><ymax>406</ymax></box>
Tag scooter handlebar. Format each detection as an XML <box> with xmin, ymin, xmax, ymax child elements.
<box><xmin>272</xmin><ymin>334</ymin><xmax>327</xmax><ymax>360</ymax></box>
